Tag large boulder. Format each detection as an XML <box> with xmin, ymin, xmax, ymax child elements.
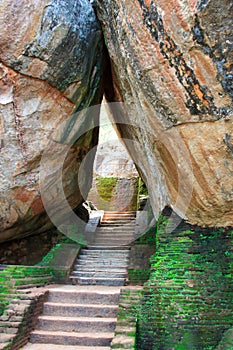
<box><xmin>0</xmin><ymin>0</ymin><xmax>104</xmax><ymax>242</ymax></box>
<box><xmin>96</xmin><ymin>0</ymin><xmax>233</xmax><ymax>226</ymax></box>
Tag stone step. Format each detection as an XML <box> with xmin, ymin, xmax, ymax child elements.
<box><xmin>74</xmin><ymin>262</ymin><xmax>128</xmax><ymax>269</ymax></box>
<box><xmin>101</xmin><ymin>217</ymin><xmax>136</xmax><ymax>223</ymax></box>
<box><xmin>100</xmin><ymin>223</ymin><xmax>135</xmax><ymax>228</ymax></box>
<box><xmin>102</xmin><ymin>216</ymin><xmax>135</xmax><ymax>218</ymax></box>
<box><xmin>100</xmin><ymin>222</ymin><xmax>135</xmax><ymax>226</ymax></box>
<box><xmin>96</xmin><ymin>230</ymin><xmax>134</xmax><ymax>234</ymax></box>
<box><xmin>43</xmin><ymin>302</ymin><xmax>118</xmax><ymax>317</ymax></box>
<box><xmin>71</xmin><ymin>277</ymin><xmax>126</xmax><ymax>286</ymax></box>
<box><xmin>78</xmin><ymin>252</ymin><xmax>129</xmax><ymax>257</ymax></box>
<box><xmin>75</xmin><ymin>257</ymin><xmax>128</xmax><ymax>263</ymax></box>
<box><xmin>37</xmin><ymin>315</ymin><xmax>117</xmax><ymax>332</ymax></box>
<box><xmin>81</xmin><ymin>249</ymin><xmax>130</xmax><ymax>255</ymax></box>
<box><xmin>94</xmin><ymin>237</ymin><xmax>134</xmax><ymax>241</ymax></box>
<box><xmin>73</xmin><ymin>266</ymin><xmax>127</xmax><ymax>273</ymax></box>
<box><xmin>95</xmin><ymin>234</ymin><xmax>134</xmax><ymax>244</ymax></box>
<box><xmin>93</xmin><ymin>240</ymin><xmax>133</xmax><ymax>245</ymax></box>
<box><xmin>0</xmin><ymin>334</ymin><xmax>14</xmax><ymax>343</ymax></box>
<box><xmin>94</xmin><ymin>234</ymin><xmax>134</xmax><ymax>237</ymax></box>
<box><xmin>89</xmin><ymin>245</ymin><xmax>131</xmax><ymax>249</ymax></box>
<box><xmin>94</xmin><ymin>236</ymin><xmax>133</xmax><ymax>240</ymax></box>
<box><xmin>78</xmin><ymin>254</ymin><xmax>129</xmax><ymax>259</ymax></box>
<box><xmin>70</xmin><ymin>271</ymin><xmax>127</xmax><ymax>278</ymax></box>
<box><xmin>48</xmin><ymin>287</ymin><xmax>120</xmax><ymax>304</ymax></box>
<box><xmin>76</xmin><ymin>256</ymin><xmax>129</xmax><ymax>262</ymax></box>
<box><xmin>30</xmin><ymin>330</ymin><xmax>114</xmax><ymax>346</ymax></box>
<box><xmin>102</xmin><ymin>218</ymin><xmax>135</xmax><ymax>221</ymax></box>
<box><xmin>22</xmin><ymin>344</ymin><xmax>110</xmax><ymax>350</ymax></box>
<box><xmin>103</xmin><ymin>211</ymin><xmax>136</xmax><ymax>214</ymax></box>
<box><xmin>87</xmin><ymin>245</ymin><xmax>130</xmax><ymax>250</ymax></box>
<box><xmin>96</xmin><ymin>228</ymin><xmax>135</xmax><ymax>232</ymax></box>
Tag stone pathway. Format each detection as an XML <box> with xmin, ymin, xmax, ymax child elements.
<box><xmin>22</xmin><ymin>211</ymin><xmax>136</xmax><ymax>349</ymax></box>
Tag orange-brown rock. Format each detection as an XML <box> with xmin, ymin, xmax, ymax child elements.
<box><xmin>0</xmin><ymin>0</ymin><xmax>104</xmax><ymax>242</ymax></box>
<box><xmin>96</xmin><ymin>0</ymin><xmax>233</xmax><ymax>226</ymax></box>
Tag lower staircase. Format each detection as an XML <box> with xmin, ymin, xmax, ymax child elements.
<box><xmin>23</xmin><ymin>211</ymin><xmax>136</xmax><ymax>349</ymax></box>
<box><xmin>23</xmin><ymin>286</ymin><xmax>120</xmax><ymax>349</ymax></box>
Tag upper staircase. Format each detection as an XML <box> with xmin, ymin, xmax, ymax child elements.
<box><xmin>69</xmin><ymin>211</ymin><xmax>136</xmax><ymax>286</ymax></box>
<box><xmin>93</xmin><ymin>211</ymin><xmax>136</xmax><ymax>247</ymax></box>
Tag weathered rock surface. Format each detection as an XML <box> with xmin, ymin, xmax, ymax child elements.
<box><xmin>96</xmin><ymin>0</ymin><xmax>233</xmax><ymax>226</ymax></box>
<box><xmin>0</xmin><ymin>0</ymin><xmax>103</xmax><ymax>242</ymax></box>
<box><xmin>87</xmin><ymin>104</ymin><xmax>139</xmax><ymax>211</ymax></box>
<box><xmin>94</xmin><ymin>104</ymin><xmax>138</xmax><ymax>178</ymax></box>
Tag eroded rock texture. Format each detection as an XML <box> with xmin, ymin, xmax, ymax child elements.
<box><xmin>0</xmin><ymin>0</ymin><xmax>103</xmax><ymax>242</ymax></box>
<box><xmin>96</xmin><ymin>0</ymin><xmax>233</xmax><ymax>226</ymax></box>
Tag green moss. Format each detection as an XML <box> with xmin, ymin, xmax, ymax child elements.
<box><xmin>136</xmin><ymin>216</ymin><xmax>233</xmax><ymax>349</ymax></box>
<box><xmin>135</xmin><ymin>226</ymin><xmax>156</xmax><ymax>245</ymax></box>
<box><xmin>37</xmin><ymin>244</ymin><xmax>62</xmax><ymax>267</ymax></box>
<box><xmin>128</xmin><ymin>269</ymin><xmax>150</xmax><ymax>285</ymax></box>
<box><xmin>96</xmin><ymin>176</ymin><xmax>118</xmax><ymax>201</ymax></box>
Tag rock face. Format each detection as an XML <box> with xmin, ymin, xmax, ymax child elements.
<box><xmin>96</xmin><ymin>0</ymin><xmax>233</xmax><ymax>227</ymax></box>
<box><xmin>93</xmin><ymin>104</ymin><xmax>138</xmax><ymax>178</ymax></box>
<box><xmin>0</xmin><ymin>0</ymin><xmax>104</xmax><ymax>242</ymax></box>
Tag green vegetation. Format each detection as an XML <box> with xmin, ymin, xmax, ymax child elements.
<box><xmin>0</xmin><ymin>267</ymin><xmax>17</xmax><ymax>316</ymax></box>
<box><xmin>38</xmin><ymin>243</ymin><xmax>63</xmax><ymax>267</ymax></box>
<box><xmin>138</xmin><ymin>178</ymin><xmax>148</xmax><ymax>197</ymax></box>
<box><xmin>96</xmin><ymin>176</ymin><xmax>118</xmax><ymax>201</ymax></box>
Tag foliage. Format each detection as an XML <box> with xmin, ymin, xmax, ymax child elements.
<box><xmin>138</xmin><ymin>178</ymin><xmax>148</xmax><ymax>197</ymax></box>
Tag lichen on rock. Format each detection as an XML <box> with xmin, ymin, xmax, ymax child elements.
<box><xmin>96</xmin><ymin>0</ymin><xmax>233</xmax><ymax>227</ymax></box>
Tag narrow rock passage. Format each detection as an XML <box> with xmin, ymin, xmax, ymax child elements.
<box><xmin>22</xmin><ymin>211</ymin><xmax>136</xmax><ymax>349</ymax></box>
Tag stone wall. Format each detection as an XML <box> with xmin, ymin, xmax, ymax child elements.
<box><xmin>0</xmin><ymin>288</ymin><xmax>49</xmax><ymax>350</ymax></box>
<box><xmin>137</xmin><ymin>216</ymin><xmax>233</xmax><ymax>349</ymax></box>
<box><xmin>88</xmin><ymin>176</ymin><xmax>139</xmax><ymax>211</ymax></box>
<box><xmin>111</xmin><ymin>287</ymin><xmax>142</xmax><ymax>349</ymax></box>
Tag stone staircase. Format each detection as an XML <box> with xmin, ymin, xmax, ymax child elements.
<box><xmin>22</xmin><ymin>211</ymin><xmax>136</xmax><ymax>349</ymax></box>
<box><xmin>22</xmin><ymin>286</ymin><xmax>120</xmax><ymax>349</ymax></box>
<box><xmin>94</xmin><ymin>211</ymin><xmax>136</xmax><ymax>246</ymax></box>
<box><xmin>69</xmin><ymin>211</ymin><xmax>136</xmax><ymax>286</ymax></box>
<box><xmin>70</xmin><ymin>247</ymin><xmax>130</xmax><ymax>286</ymax></box>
